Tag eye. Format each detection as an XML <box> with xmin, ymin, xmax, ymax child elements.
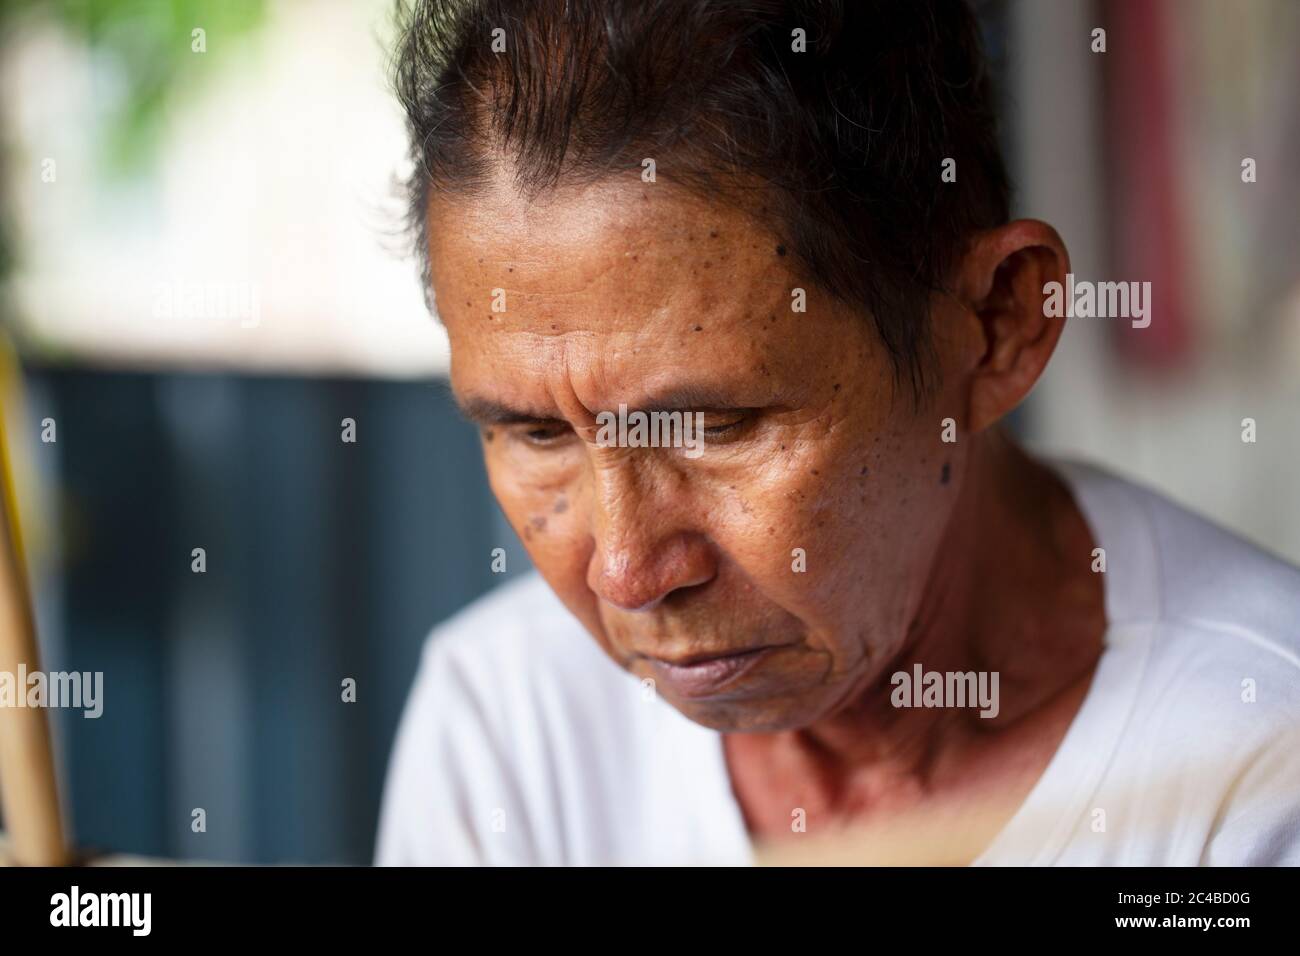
<box><xmin>700</xmin><ymin>410</ymin><xmax>753</xmax><ymax>438</ymax></box>
<box><xmin>517</xmin><ymin>421</ymin><xmax>573</xmax><ymax>447</ymax></box>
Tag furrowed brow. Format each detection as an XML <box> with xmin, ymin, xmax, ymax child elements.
<box><xmin>455</xmin><ymin>396</ymin><xmax>561</xmax><ymax>426</ymax></box>
<box><xmin>633</xmin><ymin>385</ymin><xmax>745</xmax><ymax>415</ymax></box>
<box><xmin>455</xmin><ymin>384</ymin><xmax>749</xmax><ymax>426</ymax></box>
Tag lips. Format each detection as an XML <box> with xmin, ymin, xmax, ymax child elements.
<box><xmin>646</xmin><ymin>645</ymin><xmax>782</xmax><ymax>699</ymax></box>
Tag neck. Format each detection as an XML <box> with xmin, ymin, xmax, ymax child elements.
<box><xmin>790</xmin><ymin>429</ymin><xmax>1106</xmax><ymax>784</ymax></box>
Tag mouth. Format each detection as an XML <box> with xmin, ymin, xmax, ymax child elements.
<box><xmin>645</xmin><ymin>645</ymin><xmax>787</xmax><ymax>699</ymax></box>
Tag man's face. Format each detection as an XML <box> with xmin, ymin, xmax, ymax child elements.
<box><xmin>429</xmin><ymin>177</ymin><xmax>968</xmax><ymax>733</ymax></box>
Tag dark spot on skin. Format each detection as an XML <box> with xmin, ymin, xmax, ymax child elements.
<box><xmin>703</xmin><ymin>260</ymin><xmax>712</xmax><ymax>268</ymax></box>
<box><xmin>552</xmin><ymin>497</ymin><xmax>568</xmax><ymax>514</ymax></box>
<box><xmin>775</xmin><ymin>244</ymin><xmax>787</xmax><ymax>256</ymax></box>
<box><xmin>483</xmin><ymin>429</ymin><xmax>495</xmax><ymax>443</ymax></box>
<box><xmin>768</xmin><ymin>526</ymin><xmax>775</xmax><ymax>535</ymax></box>
<box><xmin>859</xmin><ymin>466</ymin><xmax>868</xmax><ymax>476</ymax></box>
<box><xmin>833</xmin><ymin>383</ymin><xmax>841</xmax><ymax>392</ymax></box>
<box><xmin>530</xmin><ymin>515</ymin><xmax>547</xmax><ymax>532</ymax></box>
<box><xmin>941</xmin><ymin>462</ymin><xmax>951</xmax><ymax>485</ymax></box>
<box><xmin>693</xmin><ymin>325</ymin><xmax>703</xmax><ymax>332</ymax></box>
<box><xmin>811</xmin><ymin>469</ymin><xmax>819</xmax><ymax>476</ymax></box>
<box><xmin>508</xmin><ymin>267</ymin><xmax>513</xmax><ymax>272</ymax></box>
<box><xmin>551</xmin><ymin>324</ymin><xmax>558</xmax><ymax>330</ymax></box>
<box><xmin>523</xmin><ymin>525</ymin><xmax>532</xmax><ymax>541</ymax></box>
<box><xmin>709</xmin><ymin>230</ymin><xmax>719</xmax><ymax>238</ymax></box>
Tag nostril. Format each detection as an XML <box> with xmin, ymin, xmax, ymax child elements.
<box><xmin>662</xmin><ymin>576</ymin><xmax>715</xmax><ymax>607</ymax></box>
<box><xmin>594</xmin><ymin>569</ymin><xmax>666</xmax><ymax>613</ymax></box>
<box><xmin>597</xmin><ymin>565</ymin><xmax>715</xmax><ymax>614</ymax></box>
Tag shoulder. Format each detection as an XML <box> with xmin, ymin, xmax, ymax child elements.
<box><xmin>375</xmin><ymin>573</ymin><xmax>652</xmax><ymax>865</ymax></box>
<box><xmin>426</xmin><ymin>571</ymin><xmax>604</xmax><ymax>678</ymax></box>
<box><xmin>1139</xmin><ymin>480</ymin><xmax>1300</xmax><ymax>650</ymax></box>
<box><xmin>1116</xmin><ymin>468</ymin><xmax>1300</xmax><ymax>711</ymax></box>
<box><xmin>1057</xmin><ymin>459</ymin><xmax>1300</xmax><ymax>687</ymax></box>
<box><xmin>417</xmin><ymin>572</ymin><xmax>643</xmax><ymax>730</ymax></box>
<box><xmin>1058</xmin><ymin>461</ymin><xmax>1300</xmax><ymax>863</ymax></box>
<box><xmin>1140</xmin><ymin>492</ymin><xmax>1300</xmax><ymax>863</ymax></box>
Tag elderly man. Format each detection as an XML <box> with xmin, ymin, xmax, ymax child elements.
<box><xmin>376</xmin><ymin>0</ymin><xmax>1300</xmax><ymax>865</ymax></box>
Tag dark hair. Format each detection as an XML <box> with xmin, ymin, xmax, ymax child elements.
<box><xmin>392</xmin><ymin>0</ymin><xmax>1010</xmax><ymax>400</ymax></box>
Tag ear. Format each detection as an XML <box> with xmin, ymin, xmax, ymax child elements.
<box><xmin>952</xmin><ymin>220</ymin><xmax>1070</xmax><ymax>433</ymax></box>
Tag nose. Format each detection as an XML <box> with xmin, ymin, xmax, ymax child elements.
<box><xmin>585</xmin><ymin>459</ymin><xmax>716</xmax><ymax>612</ymax></box>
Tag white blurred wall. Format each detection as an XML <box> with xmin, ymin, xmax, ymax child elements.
<box><xmin>1011</xmin><ymin>0</ymin><xmax>1300</xmax><ymax>563</ymax></box>
<box><xmin>2</xmin><ymin>0</ymin><xmax>447</xmax><ymax>378</ymax></box>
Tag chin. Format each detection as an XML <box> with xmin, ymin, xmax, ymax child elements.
<box><xmin>666</xmin><ymin>691</ymin><xmax>824</xmax><ymax>735</ymax></box>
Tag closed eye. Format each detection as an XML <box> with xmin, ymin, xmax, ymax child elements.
<box><xmin>699</xmin><ymin>409</ymin><xmax>755</xmax><ymax>440</ymax></box>
<box><xmin>515</xmin><ymin>420</ymin><xmax>573</xmax><ymax>446</ymax></box>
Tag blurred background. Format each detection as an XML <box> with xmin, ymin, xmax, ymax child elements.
<box><xmin>0</xmin><ymin>0</ymin><xmax>1296</xmax><ymax>863</ymax></box>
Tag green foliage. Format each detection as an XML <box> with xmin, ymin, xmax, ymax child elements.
<box><xmin>0</xmin><ymin>0</ymin><xmax>270</xmax><ymax>313</ymax></box>
<box><xmin>4</xmin><ymin>0</ymin><xmax>269</xmax><ymax>174</ymax></box>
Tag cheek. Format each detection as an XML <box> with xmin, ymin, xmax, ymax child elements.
<box><xmin>483</xmin><ymin>441</ymin><xmax>595</xmax><ymax>592</ymax></box>
<box><xmin>843</xmin><ymin>418</ymin><xmax>963</xmax><ymax>625</ymax></box>
<box><xmin>724</xmin><ymin>411</ymin><xmax>959</xmax><ymax>648</ymax></box>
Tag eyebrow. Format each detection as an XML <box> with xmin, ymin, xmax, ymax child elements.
<box><xmin>455</xmin><ymin>397</ymin><xmax>558</xmax><ymax>427</ymax></box>
<box><xmin>455</xmin><ymin>385</ymin><xmax>749</xmax><ymax>427</ymax></box>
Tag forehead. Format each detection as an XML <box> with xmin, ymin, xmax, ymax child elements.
<box><xmin>422</xmin><ymin>175</ymin><xmax>874</xmax><ymax>414</ymax></box>
<box><xmin>427</xmin><ymin>177</ymin><xmax>795</xmax><ymax>335</ymax></box>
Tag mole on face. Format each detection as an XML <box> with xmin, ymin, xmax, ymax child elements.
<box><xmin>775</xmin><ymin>244</ymin><xmax>787</xmax><ymax>257</ymax></box>
<box><xmin>941</xmin><ymin>462</ymin><xmax>951</xmax><ymax>485</ymax></box>
<box><xmin>530</xmin><ymin>515</ymin><xmax>548</xmax><ymax>533</ymax></box>
<box><xmin>483</xmin><ymin>429</ymin><xmax>495</xmax><ymax>443</ymax></box>
<box><xmin>552</xmin><ymin>496</ymin><xmax>568</xmax><ymax>515</ymax></box>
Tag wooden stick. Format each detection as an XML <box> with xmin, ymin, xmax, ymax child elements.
<box><xmin>0</xmin><ymin>381</ymin><xmax>67</xmax><ymax>866</ymax></box>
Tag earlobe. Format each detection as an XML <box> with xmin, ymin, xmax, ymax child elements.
<box><xmin>961</xmin><ymin>220</ymin><xmax>1071</xmax><ymax>432</ymax></box>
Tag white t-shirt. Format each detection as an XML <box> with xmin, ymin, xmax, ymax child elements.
<box><xmin>375</xmin><ymin>460</ymin><xmax>1300</xmax><ymax>866</ymax></box>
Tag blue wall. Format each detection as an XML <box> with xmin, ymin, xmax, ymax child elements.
<box><xmin>18</xmin><ymin>365</ymin><xmax>528</xmax><ymax>864</ymax></box>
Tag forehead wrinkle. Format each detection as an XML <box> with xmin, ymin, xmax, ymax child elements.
<box><xmin>434</xmin><ymin>184</ymin><xmax>800</xmax><ymax>330</ymax></box>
